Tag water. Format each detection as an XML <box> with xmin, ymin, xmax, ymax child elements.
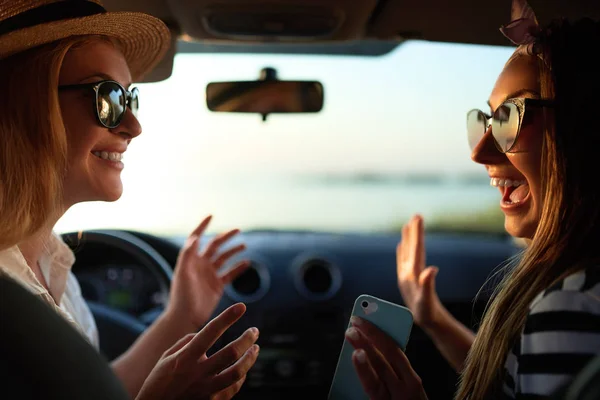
<box><xmin>56</xmin><ymin>173</ymin><xmax>500</xmax><ymax>235</ymax></box>
<box><xmin>195</xmin><ymin>174</ymin><xmax>499</xmax><ymax>232</ymax></box>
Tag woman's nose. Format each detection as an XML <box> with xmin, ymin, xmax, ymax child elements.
<box><xmin>471</xmin><ymin>126</ymin><xmax>506</xmax><ymax>165</ymax></box>
<box><xmin>110</xmin><ymin>108</ymin><xmax>142</xmax><ymax>141</ymax></box>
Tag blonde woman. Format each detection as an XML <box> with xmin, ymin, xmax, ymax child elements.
<box><xmin>0</xmin><ymin>1</ymin><xmax>257</xmax><ymax>399</ymax></box>
<box><xmin>344</xmin><ymin>2</ymin><xmax>600</xmax><ymax>399</ymax></box>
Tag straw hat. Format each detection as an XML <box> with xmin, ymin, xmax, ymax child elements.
<box><xmin>0</xmin><ymin>0</ymin><xmax>171</xmax><ymax>81</ymax></box>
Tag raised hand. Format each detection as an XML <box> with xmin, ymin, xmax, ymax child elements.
<box><xmin>396</xmin><ymin>215</ymin><xmax>443</xmax><ymax>329</ymax></box>
<box><xmin>167</xmin><ymin>215</ymin><xmax>250</xmax><ymax>329</ymax></box>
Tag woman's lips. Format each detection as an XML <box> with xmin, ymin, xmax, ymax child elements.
<box><xmin>489</xmin><ymin>176</ymin><xmax>531</xmax><ymax>214</ymax></box>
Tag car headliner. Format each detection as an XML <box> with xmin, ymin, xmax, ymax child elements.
<box><xmin>101</xmin><ymin>0</ymin><xmax>599</xmax><ymax>82</ymax></box>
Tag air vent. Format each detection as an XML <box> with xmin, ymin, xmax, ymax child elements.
<box><xmin>303</xmin><ymin>260</ymin><xmax>333</xmax><ymax>294</ymax></box>
<box><xmin>232</xmin><ymin>266</ymin><xmax>260</xmax><ymax>295</ymax></box>
<box><xmin>225</xmin><ymin>260</ymin><xmax>270</xmax><ymax>303</ymax></box>
<box><xmin>293</xmin><ymin>257</ymin><xmax>342</xmax><ymax>301</ymax></box>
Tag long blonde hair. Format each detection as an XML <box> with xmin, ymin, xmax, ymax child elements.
<box><xmin>0</xmin><ymin>35</ymin><xmax>116</xmax><ymax>251</ymax></box>
<box><xmin>456</xmin><ymin>18</ymin><xmax>600</xmax><ymax>399</ymax></box>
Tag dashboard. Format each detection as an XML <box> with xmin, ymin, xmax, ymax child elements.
<box><xmin>73</xmin><ymin>243</ymin><xmax>166</xmax><ymax>318</ymax></box>
<box><xmin>76</xmin><ymin>263</ymin><xmax>164</xmax><ymax>316</ymax></box>
<box><xmin>68</xmin><ymin>229</ymin><xmax>519</xmax><ymax>400</ymax></box>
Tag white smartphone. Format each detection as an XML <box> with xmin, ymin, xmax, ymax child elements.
<box><xmin>328</xmin><ymin>294</ymin><xmax>414</xmax><ymax>400</ymax></box>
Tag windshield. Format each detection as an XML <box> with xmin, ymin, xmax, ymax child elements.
<box><xmin>55</xmin><ymin>41</ymin><xmax>515</xmax><ymax>236</ymax></box>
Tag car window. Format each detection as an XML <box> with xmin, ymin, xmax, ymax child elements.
<box><xmin>55</xmin><ymin>40</ymin><xmax>514</xmax><ymax>235</ymax></box>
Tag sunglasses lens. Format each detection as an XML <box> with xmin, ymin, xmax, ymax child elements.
<box><xmin>467</xmin><ymin>109</ymin><xmax>487</xmax><ymax>151</ymax></box>
<box><xmin>97</xmin><ymin>82</ymin><xmax>126</xmax><ymax>128</ymax></box>
<box><xmin>492</xmin><ymin>102</ymin><xmax>519</xmax><ymax>152</ymax></box>
<box><xmin>130</xmin><ymin>87</ymin><xmax>139</xmax><ymax>118</ymax></box>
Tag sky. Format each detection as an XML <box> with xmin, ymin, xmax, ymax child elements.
<box><xmin>54</xmin><ymin>40</ymin><xmax>515</xmax><ymax>235</ymax></box>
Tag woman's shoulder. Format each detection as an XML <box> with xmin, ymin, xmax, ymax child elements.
<box><xmin>528</xmin><ymin>265</ymin><xmax>600</xmax><ymax>317</ymax></box>
<box><xmin>518</xmin><ymin>265</ymin><xmax>599</xmax><ymax>371</ymax></box>
<box><xmin>504</xmin><ymin>267</ymin><xmax>600</xmax><ymax>398</ymax></box>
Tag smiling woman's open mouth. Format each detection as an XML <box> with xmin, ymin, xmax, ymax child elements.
<box><xmin>490</xmin><ymin>178</ymin><xmax>531</xmax><ymax>209</ymax></box>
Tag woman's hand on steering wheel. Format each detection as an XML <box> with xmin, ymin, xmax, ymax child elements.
<box><xmin>166</xmin><ymin>215</ymin><xmax>249</xmax><ymax>330</ymax></box>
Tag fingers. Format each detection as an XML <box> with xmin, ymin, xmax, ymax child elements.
<box><xmin>220</xmin><ymin>261</ymin><xmax>251</xmax><ymax>285</ymax></box>
<box><xmin>397</xmin><ymin>223</ymin><xmax>410</xmax><ymax>267</ymax></box>
<box><xmin>183</xmin><ymin>303</ymin><xmax>246</xmax><ymax>362</ymax></box>
<box><xmin>352</xmin><ymin>349</ymin><xmax>389</xmax><ymax>400</ymax></box>
<box><xmin>204</xmin><ymin>327</ymin><xmax>259</xmax><ymax>375</ymax></box>
<box><xmin>164</xmin><ymin>333</ymin><xmax>196</xmax><ymax>358</ymax></box>
<box><xmin>416</xmin><ymin>215</ymin><xmax>426</xmax><ymax>272</ymax></box>
<box><xmin>396</xmin><ymin>225</ymin><xmax>408</xmax><ymax>280</ymax></box>
<box><xmin>350</xmin><ymin>317</ymin><xmax>412</xmax><ymax>381</ymax></box>
<box><xmin>411</xmin><ymin>215</ymin><xmax>425</xmax><ymax>276</ymax></box>
<box><xmin>182</xmin><ymin>234</ymin><xmax>201</xmax><ymax>256</ymax></box>
<box><xmin>209</xmin><ymin>344</ymin><xmax>260</xmax><ymax>393</ymax></box>
<box><xmin>347</xmin><ymin>327</ymin><xmax>397</xmax><ymax>387</ymax></box>
<box><xmin>187</xmin><ymin>215</ymin><xmax>246</xmax><ymax>265</ymax></box>
<box><xmin>190</xmin><ymin>215</ymin><xmax>213</xmax><ymax>237</ymax></box>
<box><xmin>180</xmin><ymin>216</ymin><xmax>212</xmax><ymax>256</ymax></box>
<box><xmin>419</xmin><ymin>266</ymin><xmax>438</xmax><ymax>294</ymax></box>
<box><xmin>203</xmin><ymin>229</ymin><xmax>241</xmax><ymax>259</ymax></box>
<box><xmin>213</xmin><ymin>244</ymin><xmax>246</xmax><ymax>269</ymax></box>
<box><xmin>214</xmin><ymin>375</ymin><xmax>247</xmax><ymax>400</ymax></box>
<box><xmin>397</xmin><ymin>215</ymin><xmax>425</xmax><ymax>278</ymax></box>
<box><xmin>348</xmin><ymin>321</ymin><xmax>425</xmax><ymax>400</ymax></box>
<box><xmin>229</xmin><ymin>374</ymin><xmax>247</xmax><ymax>397</ymax></box>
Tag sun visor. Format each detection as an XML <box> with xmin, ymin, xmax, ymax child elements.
<box><xmin>167</xmin><ymin>0</ymin><xmax>377</xmax><ymax>43</ymax></box>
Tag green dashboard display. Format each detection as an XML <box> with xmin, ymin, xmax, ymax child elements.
<box><xmin>107</xmin><ymin>290</ymin><xmax>133</xmax><ymax>308</ymax></box>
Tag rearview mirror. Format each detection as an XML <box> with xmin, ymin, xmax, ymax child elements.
<box><xmin>206</xmin><ymin>67</ymin><xmax>324</xmax><ymax>120</ymax></box>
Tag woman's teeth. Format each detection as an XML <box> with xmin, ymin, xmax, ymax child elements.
<box><xmin>92</xmin><ymin>151</ymin><xmax>123</xmax><ymax>162</ymax></box>
<box><xmin>490</xmin><ymin>178</ymin><xmax>526</xmax><ymax>187</ymax></box>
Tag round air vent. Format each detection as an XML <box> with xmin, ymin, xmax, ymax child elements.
<box><xmin>293</xmin><ymin>257</ymin><xmax>342</xmax><ymax>301</ymax></box>
<box><xmin>224</xmin><ymin>260</ymin><xmax>270</xmax><ymax>303</ymax></box>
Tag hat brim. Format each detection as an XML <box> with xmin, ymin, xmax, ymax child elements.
<box><xmin>0</xmin><ymin>11</ymin><xmax>171</xmax><ymax>82</ymax></box>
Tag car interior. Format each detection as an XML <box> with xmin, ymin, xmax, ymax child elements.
<box><xmin>5</xmin><ymin>1</ymin><xmax>600</xmax><ymax>399</ymax></box>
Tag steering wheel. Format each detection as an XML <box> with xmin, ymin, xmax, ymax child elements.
<box><xmin>61</xmin><ymin>230</ymin><xmax>173</xmax><ymax>360</ymax></box>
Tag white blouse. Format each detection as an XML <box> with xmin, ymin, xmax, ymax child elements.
<box><xmin>0</xmin><ymin>233</ymin><xmax>99</xmax><ymax>349</ymax></box>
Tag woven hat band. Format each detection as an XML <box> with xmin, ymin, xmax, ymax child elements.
<box><xmin>0</xmin><ymin>1</ymin><xmax>105</xmax><ymax>35</ymax></box>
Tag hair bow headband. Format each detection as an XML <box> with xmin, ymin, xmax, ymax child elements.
<box><xmin>499</xmin><ymin>0</ymin><xmax>547</xmax><ymax>63</ymax></box>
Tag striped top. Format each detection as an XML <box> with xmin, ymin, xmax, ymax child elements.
<box><xmin>500</xmin><ymin>266</ymin><xmax>600</xmax><ymax>399</ymax></box>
